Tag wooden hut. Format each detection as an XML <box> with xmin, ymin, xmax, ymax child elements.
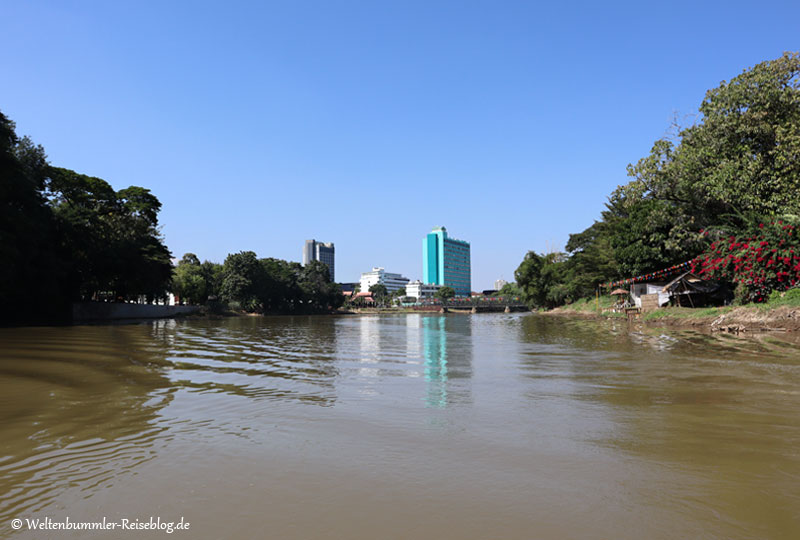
<box><xmin>660</xmin><ymin>272</ymin><xmax>730</xmax><ymax>307</ymax></box>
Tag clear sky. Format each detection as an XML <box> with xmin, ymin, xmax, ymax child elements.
<box><xmin>2</xmin><ymin>1</ymin><xmax>799</xmax><ymax>289</ymax></box>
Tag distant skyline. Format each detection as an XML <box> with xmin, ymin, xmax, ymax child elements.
<box><xmin>2</xmin><ymin>1</ymin><xmax>798</xmax><ymax>288</ymax></box>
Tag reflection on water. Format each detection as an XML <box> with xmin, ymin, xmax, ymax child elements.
<box><xmin>1</xmin><ymin>314</ymin><xmax>800</xmax><ymax>539</ymax></box>
<box><xmin>419</xmin><ymin>316</ymin><xmax>472</xmax><ymax>408</ymax></box>
<box><xmin>424</xmin><ymin>316</ymin><xmax>448</xmax><ymax>407</ymax></box>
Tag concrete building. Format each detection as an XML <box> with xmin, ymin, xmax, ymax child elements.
<box><xmin>494</xmin><ymin>279</ymin><xmax>508</xmax><ymax>291</ymax></box>
<box><xmin>406</xmin><ymin>280</ymin><xmax>441</xmax><ymax>300</ymax></box>
<box><xmin>360</xmin><ymin>267</ymin><xmax>410</xmax><ymax>295</ymax></box>
<box><xmin>303</xmin><ymin>239</ymin><xmax>335</xmax><ymax>282</ymax></box>
<box><xmin>422</xmin><ymin>226</ymin><xmax>471</xmax><ymax>296</ymax></box>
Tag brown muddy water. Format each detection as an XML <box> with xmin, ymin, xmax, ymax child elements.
<box><xmin>1</xmin><ymin>314</ymin><xmax>799</xmax><ymax>539</ymax></box>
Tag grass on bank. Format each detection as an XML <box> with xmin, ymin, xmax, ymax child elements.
<box><xmin>639</xmin><ymin>288</ymin><xmax>800</xmax><ymax>321</ymax></box>
<box><xmin>642</xmin><ymin>306</ymin><xmax>734</xmax><ymax>321</ymax></box>
<box><xmin>759</xmin><ymin>288</ymin><xmax>800</xmax><ymax>310</ymax></box>
<box><xmin>561</xmin><ymin>295</ymin><xmax>616</xmax><ymax>312</ymax></box>
<box><xmin>559</xmin><ymin>296</ymin><xmax>626</xmax><ymax>318</ymax></box>
<box><xmin>559</xmin><ymin>287</ymin><xmax>800</xmax><ymax>322</ymax></box>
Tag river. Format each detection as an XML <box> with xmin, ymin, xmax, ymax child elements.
<box><xmin>1</xmin><ymin>314</ymin><xmax>799</xmax><ymax>539</ymax></box>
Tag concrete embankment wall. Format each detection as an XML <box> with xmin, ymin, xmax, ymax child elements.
<box><xmin>72</xmin><ymin>302</ymin><xmax>200</xmax><ymax>322</ymax></box>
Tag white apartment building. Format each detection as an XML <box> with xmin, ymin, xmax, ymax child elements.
<box><xmin>406</xmin><ymin>280</ymin><xmax>441</xmax><ymax>300</ymax></box>
<box><xmin>360</xmin><ymin>267</ymin><xmax>410</xmax><ymax>294</ymax></box>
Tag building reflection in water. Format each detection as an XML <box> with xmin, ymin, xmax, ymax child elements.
<box><xmin>419</xmin><ymin>315</ymin><xmax>472</xmax><ymax>408</ymax></box>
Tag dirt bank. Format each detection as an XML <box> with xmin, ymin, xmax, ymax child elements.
<box><xmin>546</xmin><ymin>305</ymin><xmax>800</xmax><ymax>334</ymax></box>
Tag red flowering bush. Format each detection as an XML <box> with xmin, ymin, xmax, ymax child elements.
<box><xmin>690</xmin><ymin>221</ymin><xmax>800</xmax><ymax>303</ymax></box>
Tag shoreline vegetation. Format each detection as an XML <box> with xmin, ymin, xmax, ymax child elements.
<box><xmin>2</xmin><ymin>111</ymin><xmax>343</xmax><ymax>326</ymax></box>
<box><xmin>512</xmin><ymin>53</ymin><xmax>800</xmax><ymax>320</ymax></box>
<box><xmin>4</xmin><ymin>53</ymin><xmax>800</xmax><ymax>327</ymax></box>
<box><xmin>547</xmin><ymin>291</ymin><xmax>800</xmax><ymax>333</ymax></box>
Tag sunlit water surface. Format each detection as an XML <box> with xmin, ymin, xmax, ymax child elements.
<box><xmin>1</xmin><ymin>314</ymin><xmax>800</xmax><ymax>539</ymax></box>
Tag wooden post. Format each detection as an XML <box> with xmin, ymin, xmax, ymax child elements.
<box><xmin>596</xmin><ymin>287</ymin><xmax>600</xmax><ymax>312</ymax></box>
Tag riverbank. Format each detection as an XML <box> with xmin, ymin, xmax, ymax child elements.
<box><xmin>72</xmin><ymin>302</ymin><xmax>201</xmax><ymax>322</ymax></box>
<box><xmin>547</xmin><ymin>295</ymin><xmax>800</xmax><ymax>333</ymax></box>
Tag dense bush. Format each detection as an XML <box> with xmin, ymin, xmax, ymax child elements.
<box><xmin>691</xmin><ymin>221</ymin><xmax>800</xmax><ymax>303</ymax></box>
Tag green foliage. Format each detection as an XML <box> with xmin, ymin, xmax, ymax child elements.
<box><xmin>514</xmin><ymin>53</ymin><xmax>800</xmax><ymax>311</ymax></box>
<box><xmin>435</xmin><ymin>286</ymin><xmax>455</xmax><ymax>301</ymax></box>
<box><xmin>497</xmin><ymin>282</ymin><xmax>522</xmax><ymax>297</ymax></box>
<box><xmin>0</xmin><ymin>112</ymin><xmax>66</xmax><ymax>323</ymax></box>
<box><xmin>220</xmin><ymin>251</ymin><xmax>268</xmax><ymax>312</ymax></box>
<box><xmin>561</xmin><ymin>221</ymin><xmax>617</xmax><ymax>299</ymax></box>
<box><xmin>44</xmin><ymin>165</ymin><xmax>173</xmax><ymax>302</ymax></box>
<box><xmin>766</xmin><ymin>287</ymin><xmax>800</xmax><ymax>307</ymax></box>
<box><xmin>369</xmin><ymin>283</ymin><xmax>388</xmax><ymax>298</ymax></box>
<box><xmin>368</xmin><ymin>283</ymin><xmax>389</xmax><ymax>307</ymax></box>
<box><xmin>173</xmin><ymin>253</ymin><xmax>222</xmax><ymax>305</ymax></box>
<box><xmin>559</xmin><ymin>295</ymin><xmax>615</xmax><ymax>312</ymax></box>
<box><xmin>515</xmin><ymin>251</ymin><xmax>567</xmax><ymax>308</ymax></box>
<box><xmin>218</xmin><ymin>252</ymin><xmax>342</xmax><ymax>314</ymax></box>
<box><xmin>642</xmin><ymin>306</ymin><xmax>733</xmax><ymax>320</ymax></box>
<box><xmin>299</xmin><ymin>260</ymin><xmax>344</xmax><ymax>312</ymax></box>
<box><xmin>0</xmin><ymin>110</ymin><xmax>173</xmax><ymax>323</ymax></box>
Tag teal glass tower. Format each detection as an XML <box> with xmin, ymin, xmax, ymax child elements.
<box><xmin>422</xmin><ymin>226</ymin><xmax>471</xmax><ymax>296</ymax></box>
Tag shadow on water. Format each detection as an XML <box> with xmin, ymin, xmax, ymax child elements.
<box><xmin>0</xmin><ymin>323</ymin><xmax>173</xmax><ymax>526</ymax></box>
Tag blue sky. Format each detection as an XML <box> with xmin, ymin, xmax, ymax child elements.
<box><xmin>3</xmin><ymin>1</ymin><xmax>799</xmax><ymax>288</ymax></box>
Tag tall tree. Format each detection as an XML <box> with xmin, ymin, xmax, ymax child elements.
<box><xmin>0</xmin><ymin>112</ymin><xmax>65</xmax><ymax>323</ymax></box>
<box><xmin>173</xmin><ymin>253</ymin><xmax>209</xmax><ymax>305</ymax></box>
<box><xmin>220</xmin><ymin>251</ymin><xmax>269</xmax><ymax>312</ymax></box>
<box><xmin>515</xmin><ymin>251</ymin><xmax>567</xmax><ymax>309</ymax></box>
<box><xmin>615</xmin><ymin>52</ymin><xmax>800</xmax><ymax>252</ymax></box>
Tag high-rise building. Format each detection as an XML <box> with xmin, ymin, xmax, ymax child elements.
<box><xmin>422</xmin><ymin>226</ymin><xmax>471</xmax><ymax>296</ymax></box>
<box><xmin>303</xmin><ymin>239</ymin><xmax>335</xmax><ymax>282</ymax></box>
<box><xmin>494</xmin><ymin>279</ymin><xmax>508</xmax><ymax>291</ymax></box>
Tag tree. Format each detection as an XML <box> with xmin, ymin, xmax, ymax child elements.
<box><xmin>614</xmin><ymin>52</ymin><xmax>800</xmax><ymax>257</ymax></box>
<box><xmin>173</xmin><ymin>253</ymin><xmax>209</xmax><ymax>305</ymax></box>
<box><xmin>511</xmin><ymin>52</ymin><xmax>800</xmax><ymax>310</ymax></box>
<box><xmin>299</xmin><ymin>260</ymin><xmax>343</xmax><ymax>312</ymax></box>
<box><xmin>497</xmin><ymin>282</ymin><xmax>522</xmax><ymax>298</ymax></box>
<box><xmin>0</xmin><ymin>111</ymin><xmax>66</xmax><ymax>323</ymax></box>
<box><xmin>259</xmin><ymin>257</ymin><xmax>302</xmax><ymax>312</ymax></box>
<box><xmin>44</xmin><ymin>166</ymin><xmax>173</xmax><ymax>302</ymax></box>
<box><xmin>560</xmin><ymin>220</ymin><xmax>617</xmax><ymax>300</ymax></box>
<box><xmin>515</xmin><ymin>251</ymin><xmax>567</xmax><ymax>309</ymax></box>
<box><xmin>435</xmin><ymin>286</ymin><xmax>455</xmax><ymax>303</ymax></box>
<box><xmin>369</xmin><ymin>283</ymin><xmax>389</xmax><ymax>307</ymax></box>
<box><xmin>220</xmin><ymin>251</ymin><xmax>268</xmax><ymax>312</ymax></box>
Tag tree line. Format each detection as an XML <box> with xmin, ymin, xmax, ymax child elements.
<box><xmin>1</xmin><ymin>110</ymin><xmax>344</xmax><ymax>324</ymax></box>
<box><xmin>515</xmin><ymin>52</ymin><xmax>800</xmax><ymax>308</ymax></box>
<box><xmin>1</xmin><ymin>111</ymin><xmax>172</xmax><ymax>324</ymax></box>
<box><xmin>172</xmin><ymin>251</ymin><xmax>343</xmax><ymax>314</ymax></box>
